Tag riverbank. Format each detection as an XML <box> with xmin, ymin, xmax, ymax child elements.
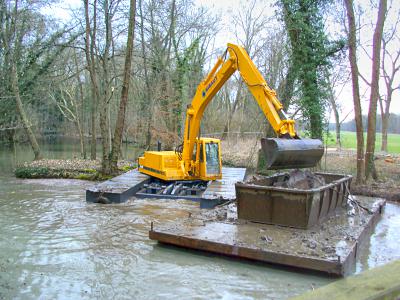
<box><xmin>14</xmin><ymin>139</ymin><xmax>400</xmax><ymax>201</ymax></box>
<box><xmin>290</xmin><ymin>259</ymin><xmax>400</xmax><ymax>300</ymax></box>
<box><xmin>15</xmin><ymin>159</ymin><xmax>135</xmax><ymax>181</ymax></box>
<box><xmin>319</xmin><ymin>150</ymin><xmax>400</xmax><ymax>201</ymax></box>
<box><xmin>220</xmin><ymin>139</ymin><xmax>400</xmax><ymax>202</ymax></box>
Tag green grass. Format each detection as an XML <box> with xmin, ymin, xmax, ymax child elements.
<box><xmin>324</xmin><ymin>131</ymin><xmax>400</xmax><ymax>154</ymax></box>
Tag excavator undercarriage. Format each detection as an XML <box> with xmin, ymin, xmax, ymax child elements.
<box><xmin>136</xmin><ymin>179</ymin><xmax>208</xmax><ymax>200</ymax></box>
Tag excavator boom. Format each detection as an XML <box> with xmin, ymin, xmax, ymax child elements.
<box><xmin>138</xmin><ymin>43</ymin><xmax>323</xmax><ymax>181</ymax></box>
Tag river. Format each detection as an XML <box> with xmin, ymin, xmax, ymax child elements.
<box><xmin>0</xmin><ymin>142</ymin><xmax>399</xmax><ymax>299</ymax></box>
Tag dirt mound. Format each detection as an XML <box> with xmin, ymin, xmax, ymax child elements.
<box><xmin>248</xmin><ymin>170</ymin><xmax>326</xmax><ymax>190</ymax></box>
<box><xmin>275</xmin><ymin>170</ymin><xmax>326</xmax><ymax>189</ymax></box>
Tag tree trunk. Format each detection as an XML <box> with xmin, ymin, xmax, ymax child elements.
<box><xmin>139</xmin><ymin>0</ymin><xmax>153</xmax><ymax>150</ymax></box>
<box><xmin>221</xmin><ymin>81</ymin><xmax>243</xmax><ymax>140</ymax></box>
<box><xmin>381</xmin><ymin>110</ymin><xmax>389</xmax><ymax>152</ymax></box>
<box><xmin>73</xmin><ymin>48</ymin><xmax>86</xmax><ymax>159</ymax></box>
<box><xmin>344</xmin><ymin>0</ymin><xmax>365</xmax><ymax>184</ymax></box>
<box><xmin>379</xmin><ymin>27</ymin><xmax>400</xmax><ymax>152</ymax></box>
<box><xmin>364</xmin><ymin>0</ymin><xmax>387</xmax><ymax>180</ymax></box>
<box><xmin>99</xmin><ymin>0</ymin><xmax>112</xmax><ymax>175</ymax></box>
<box><xmin>328</xmin><ymin>83</ymin><xmax>341</xmax><ymax>149</ymax></box>
<box><xmin>109</xmin><ymin>0</ymin><xmax>136</xmax><ymax>174</ymax></box>
<box><xmin>90</xmin><ymin>95</ymin><xmax>97</xmax><ymax>160</ymax></box>
<box><xmin>331</xmin><ymin>102</ymin><xmax>341</xmax><ymax>149</ymax></box>
<box><xmin>11</xmin><ymin>64</ymin><xmax>42</xmax><ymax>160</ymax></box>
<box><xmin>84</xmin><ymin>0</ymin><xmax>99</xmax><ymax>160</ymax></box>
<box><xmin>379</xmin><ymin>38</ymin><xmax>397</xmax><ymax>153</ymax></box>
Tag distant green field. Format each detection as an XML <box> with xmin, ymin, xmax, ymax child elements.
<box><xmin>324</xmin><ymin>131</ymin><xmax>400</xmax><ymax>154</ymax></box>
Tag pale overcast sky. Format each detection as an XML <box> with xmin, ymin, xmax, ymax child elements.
<box><xmin>196</xmin><ymin>0</ymin><xmax>400</xmax><ymax>120</ymax></box>
<box><xmin>43</xmin><ymin>0</ymin><xmax>400</xmax><ymax>120</ymax></box>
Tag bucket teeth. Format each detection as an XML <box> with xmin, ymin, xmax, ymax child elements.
<box><xmin>261</xmin><ymin>138</ymin><xmax>324</xmax><ymax>170</ymax></box>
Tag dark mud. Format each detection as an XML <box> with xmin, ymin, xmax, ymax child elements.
<box><xmin>249</xmin><ymin>170</ymin><xmax>326</xmax><ymax>189</ymax></box>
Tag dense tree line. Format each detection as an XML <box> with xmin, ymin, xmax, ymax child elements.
<box><xmin>329</xmin><ymin>114</ymin><xmax>400</xmax><ymax>134</ymax></box>
<box><xmin>0</xmin><ymin>0</ymin><xmax>398</xmax><ymax>180</ymax></box>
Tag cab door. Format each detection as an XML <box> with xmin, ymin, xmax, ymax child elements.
<box><xmin>204</xmin><ymin>141</ymin><xmax>221</xmax><ymax>178</ymax></box>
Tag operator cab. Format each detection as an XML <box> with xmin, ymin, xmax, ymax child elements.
<box><xmin>193</xmin><ymin>138</ymin><xmax>222</xmax><ymax>180</ymax></box>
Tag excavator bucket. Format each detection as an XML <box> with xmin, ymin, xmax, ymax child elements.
<box><xmin>261</xmin><ymin>138</ymin><xmax>324</xmax><ymax>170</ymax></box>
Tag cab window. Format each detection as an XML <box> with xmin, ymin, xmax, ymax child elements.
<box><xmin>192</xmin><ymin>142</ymin><xmax>197</xmax><ymax>161</ymax></box>
<box><xmin>205</xmin><ymin>142</ymin><xmax>220</xmax><ymax>175</ymax></box>
<box><xmin>200</xmin><ymin>143</ymin><xmax>204</xmax><ymax>162</ymax></box>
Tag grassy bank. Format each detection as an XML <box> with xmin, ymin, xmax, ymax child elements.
<box><xmin>14</xmin><ymin>138</ymin><xmax>400</xmax><ymax>201</ymax></box>
<box><xmin>221</xmin><ymin>138</ymin><xmax>400</xmax><ymax>201</ymax></box>
<box><xmin>15</xmin><ymin>159</ymin><xmax>136</xmax><ymax>181</ymax></box>
<box><xmin>325</xmin><ymin>131</ymin><xmax>400</xmax><ymax>154</ymax></box>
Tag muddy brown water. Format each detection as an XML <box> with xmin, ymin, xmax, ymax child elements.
<box><xmin>0</xmin><ymin>143</ymin><xmax>399</xmax><ymax>299</ymax></box>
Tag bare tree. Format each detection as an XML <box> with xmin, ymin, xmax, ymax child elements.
<box><xmin>138</xmin><ymin>0</ymin><xmax>153</xmax><ymax>149</ymax></box>
<box><xmin>221</xmin><ymin>80</ymin><xmax>244</xmax><ymax>140</ymax></box>
<box><xmin>1</xmin><ymin>0</ymin><xmax>72</xmax><ymax>160</ymax></box>
<box><xmin>364</xmin><ymin>0</ymin><xmax>387</xmax><ymax>180</ymax></box>
<box><xmin>109</xmin><ymin>0</ymin><xmax>136</xmax><ymax>174</ymax></box>
<box><xmin>220</xmin><ymin>0</ymin><xmax>272</xmax><ymax>139</ymax></box>
<box><xmin>325</xmin><ymin>62</ymin><xmax>352</xmax><ymax>150</ymax></box>
<box><xmin>11</xmin><ymin>64</ymin><xmax>42</xmax><ymax>160</ymax></box>
<box><xmin>344</xmin><ymin>0</ymin><xmax>365</xmax><ymax>184</ymax></box>
<box><xmin>379</xmin><ymin>13</ymin><xmax>400</xmax><ymax>152</ymax></box>
<box><xmin>73</xmin><ymin>48</ymin><xmax>87</xmax><ymax>159</ymax></box>
<box><xmin>84</xmin><ymin>0</ymin><xmax>99</xmax><ymax>160</ymax></box>
<box><xmin>328</xmin><ymin>78</ymin><xmax>342</xmax><ymax>149</ymax></box>
<box><xmin>50</xmin><ymin>79</ymin><xmax>85</xmax><ymax>159</ymax></box>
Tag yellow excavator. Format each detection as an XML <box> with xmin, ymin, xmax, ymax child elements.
<box><xmin>138</xmin><ymin>43</ymin><xmax>323</xmax><ymax>182</ymax></box>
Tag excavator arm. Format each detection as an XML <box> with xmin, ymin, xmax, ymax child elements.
<box><xmin>138</xmin><ymin>43</ymin><xmax>323</xmax><ymax>181</ymax></box>
<box><xmin>180</xmin><ymin>43</ymin><xmax>322</xmax><ymax>173</ymax></box>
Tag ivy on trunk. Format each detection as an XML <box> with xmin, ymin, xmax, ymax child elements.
<box><xmin>280</xmin><ymin>0</ymin><xmax>343</xmax><ymax>139</ymax></box>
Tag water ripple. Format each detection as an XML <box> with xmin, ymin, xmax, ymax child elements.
<box><xmin>1</xmin><ymin>176</ymin><xmax>399</xmax><ymax>299</ymax></box>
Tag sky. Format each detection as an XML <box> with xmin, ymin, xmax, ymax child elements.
<box><xmin>42</xmin><ymin>0</ymin><xmax>400</xmax><ymax>122</ymax></box>
<box><xmin>196</xmin><ymin>0</ymin><xmax>400</xmax><ymax>122</ymax></box>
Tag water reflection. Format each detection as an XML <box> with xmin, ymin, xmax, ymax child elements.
<box><xmin>0</xmin><ymin>177</ymin><xmax>332</xmax><ymax>299</ymax></box>
<box><xmin>0</xmin><ymin>142</ymin><xmax>399</xmax><ymax>299</ymax></box>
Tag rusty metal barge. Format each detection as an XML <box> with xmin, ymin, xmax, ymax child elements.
<box><xmin>148</xmin><ymin>172</ymin><xmax>385</xmax><ymax>276</ymax></box>
<box><xmin>86</xmin><ymin>168</ymin><xmax>385</xmax><ymax>276</ymax></box>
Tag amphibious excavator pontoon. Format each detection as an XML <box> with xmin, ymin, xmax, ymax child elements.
<box><xmin>138</xmin><ymin>43</ymin><xmax>323</xmax><ymax>188</ymax></box>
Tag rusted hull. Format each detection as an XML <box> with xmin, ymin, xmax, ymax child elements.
<box><xmin>149</xmin><ymin>197</ymin><xmax>385</xmax><ymax>277</ymax></box>
<box><xmin>149</xmin><ymin>226</ymin><xmax>342</xmax><ymax>275</ymax></box>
